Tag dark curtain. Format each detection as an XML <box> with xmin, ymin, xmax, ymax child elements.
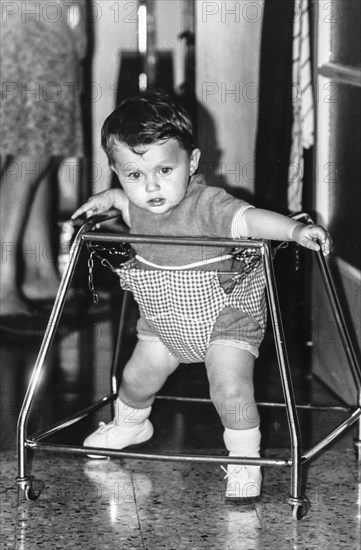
<box><xmin>255</xmin><ymin>0</ymin><xmax>295</xmax><ymax>212</ymax></box>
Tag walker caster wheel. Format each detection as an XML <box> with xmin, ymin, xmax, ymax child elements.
<box><xmin>24</xmin><ymin>482</ymin><xmax>41</xmax><ymax>501</ymax></box>
<box><xmin>17</xmin><ymin>476</ymin><xmax>44</xmax><ymax>501</ymax></box>
<box><xmin>289</xmin><ymin>497</ymin><xmax>310</xmax><ymax>521</ymax></box>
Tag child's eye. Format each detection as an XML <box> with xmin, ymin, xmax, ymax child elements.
<box><xmin>127</xmin><ymin>172</ymin><xmax>141</xmax><ymax>180</ymax></box>
<box><xmin>160</xmin><ymin>167</ymin><xmax>172</xmax><ymax>175</ymax></box>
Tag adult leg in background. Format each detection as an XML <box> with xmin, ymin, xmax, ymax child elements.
<box><xmin>21</xmin><ymin>158</ymin><xmax>61</xmax><ymax>303</ymax></box>
<box><xmin>0</xmin><ymin>155</ymin><xmax>52</xmax><ymax>316</ymax></box>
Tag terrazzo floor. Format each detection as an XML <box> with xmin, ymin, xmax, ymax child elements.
<box><xmin>1</xmin><ymin>448</ymin><xmax>361</xmax><ymax>550</ymax></box>
<box><xmin>1</xmin><ymin>281</ymin><xmax>360</xmax><ymax>549</ymax></box>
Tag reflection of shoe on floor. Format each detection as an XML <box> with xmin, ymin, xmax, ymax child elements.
<box><xmin>83</xmin><ymin>460</ymin><xmax>153</xmax><ymax>503</ymax></box>
<box><xmin>83</xmin><ymin>419</ymin><xmax>154</xmax><ymax>456</ymax></box>
<box><xmin>226</xmin><ymin>508</ymin><xmax>261</xmax><ymax>528</ymax></box>
<box><xmin>225</xmin><ymin>465</ymin><xmax>262</xmax><ymax>500</ymax></box>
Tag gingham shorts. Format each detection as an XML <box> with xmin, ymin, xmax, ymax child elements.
<box><xmin>137</xmin><ymin>306</ymin><xmax>265</xmax><ymax>359</ymax></box>
<box><xmin>117</xmin><ymin>265</ymin><xmax>266</xmax><ymax>364</ymax></box>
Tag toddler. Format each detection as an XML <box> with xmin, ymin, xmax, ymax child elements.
<box><xmin>72</xmin><ymin>91</ymin><xmax>331</xmax><ymax>500</ymax></box>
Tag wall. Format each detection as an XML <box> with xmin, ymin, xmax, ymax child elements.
<box><xmin>195</xmin><ymin>0</ymin><xmax>264</xmax><ymax>194</ymax></box>
<box><xmin>90</xmin><ymin>0</ymin><xmax>185</xmax><ymax>193</ymax></box>
<box><xmin>91</xmin><ymin>1</ymin><xmax>138</xmax><ymax>192</ymax></box>
<box><xmin>89</xmin><ymin>0</ymin><xmax>264</xmax><ymax>194</ymax></box>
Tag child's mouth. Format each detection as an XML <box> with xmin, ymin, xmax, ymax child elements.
<box><xmin>147</xmin><ymin>198</ymin><xmax>165</xmax><ymax>207</ymax></box>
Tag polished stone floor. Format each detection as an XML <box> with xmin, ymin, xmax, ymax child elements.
<box><xmin>1</xmin><ymin>282</ymin><xmax>360</xmax><ymax>549</ymax></box>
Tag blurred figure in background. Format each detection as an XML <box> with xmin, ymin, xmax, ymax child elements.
<box><xmin>0</xmin><ymin>0</ymin><xmax>87</xmax><ymax>320</ymax></box>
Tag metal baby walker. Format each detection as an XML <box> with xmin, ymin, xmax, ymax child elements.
<box><xmin>16</xmin><ymin>211</ymin><xmax>361</xmax><ymax>520</ymax></box>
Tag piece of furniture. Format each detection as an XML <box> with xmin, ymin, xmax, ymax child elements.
<box><xmin>16</xmin><ymin>212</ymin><xmax>361</xmax><ymax>520</ymax></box>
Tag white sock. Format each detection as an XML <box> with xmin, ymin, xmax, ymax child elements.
<box><xmin>223</xmin><ymin>426</ymin><xmax>261</xmax><ymax>475</ymax></box>
<box><xmin>113</xmin><ymin>397</ymin><xmax>151</xmax><ymax>429</ymax></box>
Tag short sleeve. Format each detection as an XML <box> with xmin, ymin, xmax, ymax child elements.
<box><xmin>231</xmin><ymin>204</ymin><xmax>255</xmax><ymax>238</ymax></box>
<box><xmin>193</xmin><ymin>185</ymin><xmax>253</xmax><ymax>238</ymax></box>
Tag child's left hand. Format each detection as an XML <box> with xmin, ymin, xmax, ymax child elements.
<box><xmin>292</xmin><ymin>224</ymin><xmax>332</xmax><ymax>255</ymax></box>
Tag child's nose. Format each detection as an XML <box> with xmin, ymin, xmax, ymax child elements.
<box><xmin>145</xmin><ymin>175</ymin><xmax>160</xmax><ymax>192</ymax></box>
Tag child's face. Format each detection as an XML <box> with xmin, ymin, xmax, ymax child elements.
<box><xmin>110</xmin><ymin>139</ymin><xmax>200</xmax><ymax>214</ymax></box>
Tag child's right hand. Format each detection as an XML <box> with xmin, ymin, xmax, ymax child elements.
<box><xmin>71</xmin><ymin>190</ymin><xmax>118</xmax><ymax>220</ymax></box>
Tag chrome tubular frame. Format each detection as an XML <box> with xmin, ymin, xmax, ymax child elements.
<box><xmin>16</xmin><ymin>212</ymin><xmax>361</xmax><ymax>519</ymax></box>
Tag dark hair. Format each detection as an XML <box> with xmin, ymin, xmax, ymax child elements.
<box><xmin>101</xmin><ymin>90</ymin><xmax>196</xmax><ymax>165</ymax></box>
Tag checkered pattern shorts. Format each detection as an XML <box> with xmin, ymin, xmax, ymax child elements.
<box><xmin>117</xmin><ymin>264</ymin><xmax>266</xmax><ymax>363</ymax></box>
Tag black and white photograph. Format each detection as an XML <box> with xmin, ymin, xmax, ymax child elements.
<box><xmin>0</xmin><ymin>1</ymin><xmax>360</xmax><ymax>548</ymax></box>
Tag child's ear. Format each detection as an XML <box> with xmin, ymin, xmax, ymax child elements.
<box><xmin>189</xmin><ymin>148</ymin><xmax>201</xmax><ymax>175</ymax></box>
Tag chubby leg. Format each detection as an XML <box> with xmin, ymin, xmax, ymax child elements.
<box><xmin>118</xmin><ymin>339</ymin><xmax>180</xmax><ymax>408</ymax></box>
<box><xmin>205</xmin><ymin>344</ymin><xmax>262</xmax><ymax>499</ymax></box>
<box><xmin>205</xmin><ymin>344</ymin><xmax>259</xmax><ymax>430</ymax></box>
<box><xmin>84</xmin><ymin>340</ymin><xmax>179</xmax><ymax>452</ymax></box>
